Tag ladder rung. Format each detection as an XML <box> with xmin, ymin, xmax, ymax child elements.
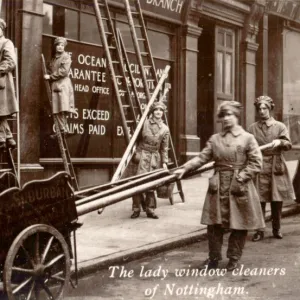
<box><xmin>123</xmin><ymin>105</ymin><xmax>130</xmax><ymax>108</ymax></box>
<box><xmin>108</xmin><ymin>46</ymin><xmax>116</xmax><ymax>49</ymax></box>
<box><xmin>141</xmin><ymin>52</ymin><xmax>149</xmax><ymax>56</ymax></box>
<box><xmin>112</xmin><ymin>61</ymin><xmax>120</xmax><ymax>64</ymax></box>
<box><xmin>137</xmin><ymin>38</ymin><xmax>146</xmax><ymax>41</ymax></box>
<box><xmin>134</xmin><ymin>25</ymin><xmax>142</xmax><ymax>28</ymax></box>
<box><xmin>147</xmin><ymin>79</ymin><xmax>155</xmax><ymax>81</ymax></box>
<box><xmin>105</xmin><ymin>32</ymin><xmax>113</xmax><ymax>35</ymax></box>
<box><xmin>126</xmin><ymin>120</ymin><xmax>134</xmax><ymax>123</ymax></box>
<box><xmin>115</xmin><ymin>75</ymin><xmax>123</xmax><ymax>78</ymax></box>
<box><xmin>98</xmin><ymin>3</ymin><xmax>105</xmax><ymax>7</ymax></box>
<box><xmin>144</xmin><ymin>65</ymin><xmax>152</xmax><ymax>69</ymax></box>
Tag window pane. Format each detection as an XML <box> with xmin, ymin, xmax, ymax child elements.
<box><xmin>147</xmin><ymin>30</ymin><xmax>171</xmax><ymax>60</ymax></box>
<box><xmin>226</xmin><ymin>33</ymin><xmax>233</xmax><ymax>49</ymax></box>
<box><xmin>80</xmin><ymin>13</ymin><xmax>101</xmax><ymax>45</ymax></box>
<box><xmin>225</xmin><ymin>53</ymin><xmax>232</xmax><ymax>94</ymax></box>
<box><xmin>217</xmin><ymin>51</ymin><xmax>223</xmax><ymax>93</ymax></box>
<box><xmin>65</xmin><ymin>9</ymin><xmax>78</xmax><ymax>40</ymax></box>
<box><xmin>43</xmin><ymin>3</ymin><xmax>53</xmax><ymax>35</ymax></box>
<box><xmin>217</xmin><ymin>32</ymin><xmax>224</xmax><ymax>46</ymax></box>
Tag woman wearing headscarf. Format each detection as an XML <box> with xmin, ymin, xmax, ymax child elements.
<box><xmin>249</xmin><ymin>96</ymin><xmax>295</xmax><ymax>242</ymax></box>
<box><xmin>44</xmin><ymin>37</ymin><xmax>75</xmax><ymax>136</ymax></box>
<box><xmin>0</xmin><ymin>18</ymin><xmax>18</xmax><ymax>150</ymax></box>
<box><xmin>130</xmin><ymin>101</ymin><xmax>169</xmax><ymax>219</ymax></box>
<box><xmin>174</xmin><ymin>101</ymin><xmax>264</xmax><ymax>271</ymax></box>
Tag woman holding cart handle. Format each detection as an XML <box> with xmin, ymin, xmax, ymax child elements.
<box><xmin>174</xmin><ymin>100</ymin><xmax>265</xmax><ymax>271</ymax></box>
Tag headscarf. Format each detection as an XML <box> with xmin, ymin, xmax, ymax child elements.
<box><xmin>150</xmin><ymin>101</ymin><xmax>167</xmax><ymax>113</ymax></box>
<box><xmin>54</xmin><ymin>36</ymin><xmax>67</xmax><ymax>46</ymax></box>
<box><xmin>254</xmin><ymin>95</ymin><xmax>274</xmax><ymax>110</ymax></box>
<box><xmin>217</xmin><ymin>100</ymin><xmax>242</xmax><ymax>118</ymax></box>
<box><xmin>0</xmin><ymin>19</ymin><xmax>6</xmax><ymax>30</ymax></box>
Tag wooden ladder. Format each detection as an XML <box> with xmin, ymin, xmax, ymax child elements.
<box><xmin>123</xmin><ymin>0</ymin><xmax>185</xmax><ymax>202</ymax></box>
<box><xmin>41</xmin><ymin>54</ymin><xmax>79</xmax><ymax>191</ymax></box>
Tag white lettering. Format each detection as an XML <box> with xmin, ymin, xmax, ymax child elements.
<box><xmin>146</xmin><ymin>0</ymin><xmax>183</xmax><ymax>14</ymax></box>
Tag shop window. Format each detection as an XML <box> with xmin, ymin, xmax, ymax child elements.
<box><xmin>147</xmin><ymin>30</ymin><xmax>171</xmax><ymax>60</ymax></box>
<box><xmin>80</xmin><ymin>13</ymin><xmax>101</xmax><ymax>45</ymax></box>
<box><xmin>65</xmin><ymin>9</ymin><xmax>79</xmax><ymax>40</ymax></box>
<box><xmin>216</xmin><ymin>27</ymin><xmax>234</xmax><ymax>98</ymax></box>
<box><xmin>43</xmin><ymin>3</ymin><xmax>53</xmax><ymax>35</ymax></box>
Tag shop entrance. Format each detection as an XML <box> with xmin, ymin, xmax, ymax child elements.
<box><xmin>197</xmin><ymin>22</ymin><xmax>215</xmax><ymax>149</ymax></box>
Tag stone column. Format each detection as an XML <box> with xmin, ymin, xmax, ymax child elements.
<box><xmin>241</xmin><ymin>1</ymin><xmax>265</xmax><ymax>129</ymax></box>
<box><xmin>256</xmin><ymin>13</ymin><xmax>268</xmax><ymax>96</ymax></box>
<box><xmin>18</xmin><ymin>0</ymin><xmax>44</xmax><ymax>182</ymax></box>
<box><xmin>178</xmin><ymin>25</ymin><xmax>202</xmax><ymax>162</ymax></box>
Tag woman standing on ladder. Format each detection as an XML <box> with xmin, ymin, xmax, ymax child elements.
<box><xmin>44</xmin><ymin>37</ymin><xmax>75</xmax><ymax>137</ymax></box>
<box><xmin>130</xmin><ymin>101</ymin><xmax>169</xmax><ymax>220</ymax></box>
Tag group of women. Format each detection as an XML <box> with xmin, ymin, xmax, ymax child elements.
<box><xmin>132</xmin><ymin>95</ymin><xmax>295</xmax><ymax>272</ymax></box>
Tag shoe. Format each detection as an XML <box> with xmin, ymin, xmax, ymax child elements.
<box><xmin>226</xmin><ymin>259</ymin><xmax>239</xmax><ymax>271</ymax></box>
<box><xmin>272</xmin><ymin>230</ymin><xmax>283</xmax><ymax>239</ymax></box>
<box><xmin>252</xmin><ymin>231</ymin><xmax>264</xmax><ymax>242</ymax></box>
<box><xmin>131</xmin><ymin>211</ymin><xmax>140</xmax><ymax>219</ymax></box>
<box><xmin>201</xmin><ymin>258</ymin><xmax>219</xmax><ymax>270</ymax></box>
<box><xmin>6</xmin><ymin>138</ymin><xmax>16</xmax><ymax>149</ymax></box>
<box><xmin>146</xmin><ymin>212</ymin><xmax>159</xmax><ymax>219</ymax></box>
<box><xmin>0</xmin><ymin>141</ymin><xmax>6</xmax><ymax>150</ymax></box>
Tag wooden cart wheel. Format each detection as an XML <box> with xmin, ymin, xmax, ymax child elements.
<box><xmin>4</xmin><ymin>224</ymin><xmax>71</xmax><ymax>300</ymax></box>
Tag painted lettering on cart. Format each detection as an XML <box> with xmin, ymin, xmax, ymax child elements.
<box><xmin>146</xmin><ymin>0</ymin><xmax>184</xmax><ymax>14</ymax></box>
<box><xmin>12</xmin><ymin>186</ymin><xmax>70</xmax><ymax>205</ymax></box>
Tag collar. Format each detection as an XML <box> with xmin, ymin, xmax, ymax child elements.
<box><xmin>221</xmin><ymin>125</ymin><xmax>244</xmax><ymax>137</ymax></box>
<box><xmin>149</xmin><ymin>117</ymin><xmax>163</xmax><ymax>128</ymax></box>
<box><xmin>55</xmin><ymin>52</ymin><xmax>64</xmax><ymax>59</ymax></box>
<box><xmin>258</xmin><ymin>117</ymin><xmax>275</xmax><ymax>128</ymax></box>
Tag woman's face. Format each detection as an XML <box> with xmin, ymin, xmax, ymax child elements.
<box><xmin>153</xmin><ymin>108</ymin><xmax>164</xmax><ymax>119</ymax></box>
<box><xmin>221</xmin><ymin>110</ymin><xmax>238</xmax><ymax>129</ymax></box>
<box><xmin>56</xmin><ymin>42</ymin><xmax>65</xmax><ymax>53</ymax></box>
<box><xmin>258</xmin><ymin>103</ymin><xmax>270</xmax><ymax>120</ymax></box>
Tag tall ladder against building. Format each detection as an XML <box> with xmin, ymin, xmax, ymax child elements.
<box><xmin>123</xmin><ymin>0</ymin><xmax>185</xmax><ymax>202</ymax></box>
<box><xmin>41</xmin><ymin>54</ymin><xmax>79</xmax><ymax>191</ymax></box>
<box><xmin>0</xmin><ymin>48</ymin><xmax>20</xmax><ymax>188</ymax></box>
<box><xmin>92</xmin><ymin>0</ymin><xmax>171</xmax><ymax>184</ymax></box>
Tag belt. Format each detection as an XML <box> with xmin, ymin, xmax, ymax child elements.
<box><xmin>139</xmin><ymin>145</ymin><xmax>159</xmax><ymax>153</ymax></box>
<box><xmin>215</xmin><ymin>163</ymin><xmax>246</xmax><ymax>171</ymax></box>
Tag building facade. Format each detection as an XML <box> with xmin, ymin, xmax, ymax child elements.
<box><xmin>1</xmin><ymin>0</ymin><xmax>300</xmax><ymax>188</ymax></box>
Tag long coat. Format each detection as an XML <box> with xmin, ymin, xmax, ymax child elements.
<box><xmin>133</xmin><ymin>117</ymin><xmax>169</xmax><ymax>175</ymax></box>
<box><xmin>248</xmin><ymin>117</ymin><xmax>295</xmax><ymax>202</ymax></box>
<box><xmin>48</xmin><ymin>52</ymin><xmax>75</xmax><ymax>114</ymax></box>
<box><xmin>183</xmin><ymin>125</ymin><xmax>265</xmax><ymax>230</ymax></box>
<box><xmin>0</xmin><ymin>37</ymin><xmax>18</xmax><ymax>117</ymax></box>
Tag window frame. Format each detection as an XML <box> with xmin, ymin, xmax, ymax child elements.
<box><xmin>215</xmin><ymin>26</ymin><xmax>235</xmax><ymax>100</ymax></box>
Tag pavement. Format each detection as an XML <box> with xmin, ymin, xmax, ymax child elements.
<box><xmin>74</xmin><ymin>161</ymin><xmax>300</xmax><ymax>277</ymax></box>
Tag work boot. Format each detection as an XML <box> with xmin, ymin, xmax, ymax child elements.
<box><xmin>226</xmin><ymin>259</ymin><xmax>239</xmax><ymax>271</ymax></box>
<box><xmin>252</xmin><ymin>231</ymin><xmax>264</xmax><ymax>242</ymax></box>
<box><xmin>6</xmin><ymin>138</ymin><xmax>16</xmax><ymax>149</ymax></box>
<box><xmin>201</xmin><ymin>258</ymin><xmax>219</xmax><ymax>270</ymax></box>
<box><xmin>272</xmin><ymin>229</ymin><xmax>283</xmax><ymax>239</ymax></box>
<box><xmin>0</xmin><ymin>141</ymin><xmax>6</xmax><ymax>151</ymax></box>
<box><xmin>131</xmin><ymin>211</ymin><xmax>140</xmax><ymax>219</ymax></box>
<box><xmin>146</xmin><ymin>211</ymin><xmax>159</xmax><ymax>219</ymax></box>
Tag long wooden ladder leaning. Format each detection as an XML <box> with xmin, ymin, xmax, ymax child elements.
<box><xmin>41</xmin><ymin>54</ymin><xmax>79</xmax><ymax>191</ymax></box>
<box><xmin>0</xmin><ymin>48</ymin><xmax>20</xmax><ymax>188</ymax></box>
<box><xmin>92</xmin><ymin>0</ymin><xmax>142</xmax><ymax>150</ymax></box>
<box><xmin>123</xmin><ymin>0</ymin><xmax>185</xmax><ymax>202</ymax></box>
<box><xmin>92</xmin><ymin>0</ymin><xmax>157</xmax><ymax>182</ymax></box>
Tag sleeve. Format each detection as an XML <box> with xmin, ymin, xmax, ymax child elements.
<box><xmin>160</xmin><ymin>128</ymin><xmax>169</xmax><ymax>164</ymax></box>
<box><xmin>0</xmin><ymin>40</ymin><xmax>16</xmax><ymax>74</ymax></box>
<box><xmin>238</xmin><ymin>134</ymin><xmax>262</xmax><ymax>182</ymax></box>
<box><xmin>278</xmin><ymin>123</ymin><xmax>292</xmax><ymax>151</ymax></box>
<box><xmin>50</xmin><ymin>53</ymin><xmax>71</xmax><ymax>81</ymax></box>
<box><xmin>183</xmin><ymin>136</ymin><xmax>214</xmax><ymax>172</ymax></box>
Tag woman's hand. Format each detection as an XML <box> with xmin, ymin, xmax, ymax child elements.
<box><xmin>271</xmin><ymin>139</ymin><xmax>282</xmax><ymax>149</ymax></box>
<box><xmin>44</xmin><ymin>74</ymin><xmax>50</xmax><ymax>80</ymax></box>
<box><xmin>173</xmin><ymin>168</ymin><xmax>186</xmax><ymax>179</ymax></box>
<box><xmin>163</xmin><ymin>163</ymin><xmax>168</xmax><ymax>170</ymax></box>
